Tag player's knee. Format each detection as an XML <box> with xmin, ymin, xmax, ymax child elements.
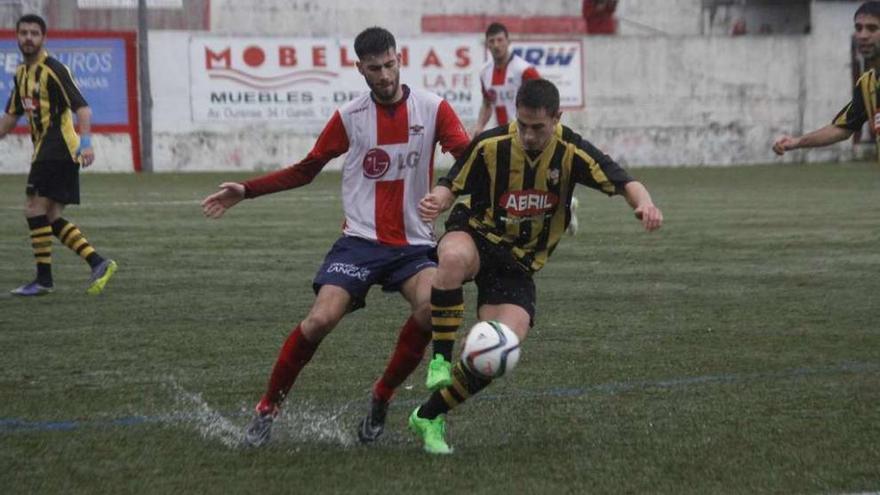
<box><xmin>301</xmin><ymin>312</ymin><xmax>340</xmax><ymax>340</ymax></box>
<box><xmin>437</xmin><ymin>246</ymin><xmax>476</xmax><ymax>275</ymax></box>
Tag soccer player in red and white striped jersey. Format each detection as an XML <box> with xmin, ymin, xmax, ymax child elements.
<box><xmin>201</xmin><ymin>27</ymin><xmax>470</xmax><ymax>447</ymax></box>
<box><xmin>471</xmin><ymin>22</ymin><xmax>541</xmax><ymax>138</ymax></box>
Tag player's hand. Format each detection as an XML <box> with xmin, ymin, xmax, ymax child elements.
<box><xmin>772</xmin><ymin>135</ymin><xmax>799</xmax><ymax>156</ymax></box>
<box><xmin>634</xmin><ymin>204</ymin><xmax>663</xmax><ymax>232</ymax></box>
<box><xmin>418</xmin><ymin>193</ymin><xmax>444</xmax><ymax>222</ymax></box>
<box><xmin>78</xmin><ymin>147</ymin><xmax>95</xmax><ymax>168</ymax></box>
<box><xmin>77</xmin><ymin>135</ymin><xmax>95</xmax><ymax>168</ymax></box>
<box><xmin>201</xmin><ymin>182</ymin><xmax>246</xmax><ymax>219</ymax></box>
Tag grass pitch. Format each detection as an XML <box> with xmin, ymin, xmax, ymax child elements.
<box><xmin>1</xmin><ymin>162</ymin><xmax>878</xmax><ymax>494</ymax></box>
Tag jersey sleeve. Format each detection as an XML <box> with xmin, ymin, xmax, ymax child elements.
<box><xmin>242</xmin><ymin>110</ymin><xmax>350</xmax><ymax>198</ymax></box>
<box><xmin>434</xmin><ymin>99</ymin><xmax>471</xmax><ymax>160</ymax></box>
<box><xmin>49</xmin><ymin>59</ymin><xmax>88</xmax><ymax>111</ymax></box>
<box><xmin>438</xmin><ymin>135</ymin><xmax>487</xmax><ymax>196</ymax></box>
<box><xmin>569</xmin><ymin>131</ymin><xmax>632</xmax><ymax>195</ymax></box>
<box><xmin>831</xmin><ymin>78</ymin><xmax>869</xmax><ymax>132</ymax></box>
<box><xmin>522</xmin><ymin>66</ymin><xmax>541</xmax><ymax>82</ymax></box>
<box><xmin>5</xmin><ymin>73</ymin><xmax>23</xmax><ymax>116</ymax></box>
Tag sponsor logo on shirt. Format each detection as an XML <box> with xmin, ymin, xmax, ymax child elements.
<box><xmin>500</xmin><ymin>189</ymin><xmax>558</xmax><ymax>217</ymax></box>
<box><xmin>409</xmin><ymin>124</ymin><xmax>424</xmax><ymax>135</ymax></box>
<box><xmin>363</xmin><ymin>148</ymin><xmax>391</xmax><ymax>179</ymax></box>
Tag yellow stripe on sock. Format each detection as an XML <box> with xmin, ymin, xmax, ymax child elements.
<box><xmin>432</xmin><ymin>331</ymin><xmax>458</xmax><ymax>341</ymax></box>
<box><xmin>431</xmin><ymin>317</ymin><xmax>463</xmax><ymax>327</ymax></box>
<box><xmin>31</xmin><ymin>235</ymin><xmax>53</xmax><ymax>244</ymax></box>
<box><xmin>440</xmin><ymin>388</ymin><xmax>459</xmax><ymax>408</ymax></box>
<box><xmin>59</xmin><ymin>223</ymin><xmax>75</xmax><ymax>241</ymax></box>
<box><xmin>70</xmin><ymin>237</ymin><xmax>87</xmax><ymax>251</ymax></box>
<box><xmin>79</xmin><ymin>246</ymin><xmax>96</xmax><ymax>258</ymax></box>
<box><xmin>451</xmin><ymin>378</ymin><xmax>470</xmax><ymax>400</ymax></box>
<box><xmin>30</xmin><ymin>226</ymin><xmax>52</xmax><ymax>237</ymax></box>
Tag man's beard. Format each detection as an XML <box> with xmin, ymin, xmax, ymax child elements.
<box><xmin>19</xmin><ymin>42</ymin><xmax>39</xmax><ymax>56</ymax></box>
<box><xmin>370</xmin><ymin>78</ymin><xmax>399</xmax><ymax>103</ymax></box>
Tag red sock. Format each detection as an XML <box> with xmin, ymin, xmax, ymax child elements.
<box><xmin>373</xmin><ymin>316</ymin><xmax>431</xmax><ymax>403</ymax></box>
<box><xmin>261</xmin><ymin>324</ymin><xmax>319</xmax><ymax>410</ymax></box>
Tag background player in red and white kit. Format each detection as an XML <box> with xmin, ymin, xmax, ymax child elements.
<box><xmin>200</xmin><ymin>27</ymin><xmax>470</xmax><ymax>447</ymax></box>
<box><xmin>470</xmin><ymin>22</ymin><xmax>541</xmax><ymax>138</ymax></box>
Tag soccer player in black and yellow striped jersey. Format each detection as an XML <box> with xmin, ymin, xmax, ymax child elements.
<box><xmin>774</xmin><ymin>1</ymin><xmax>880</xmax><ymax>157</ymax></box>
<box><xmin>407</xmin><ymin>78</ymin><xmax>663</xmax><ymax>454</ymax></box>
<box><xmin>0</xmin><ymin>14</ymin><xmax>117</xmax><ymax>296</ymax></box>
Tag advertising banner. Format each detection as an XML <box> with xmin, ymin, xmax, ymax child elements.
<box><xmin>189</xmin><ymin>36</ymin><xmax>583</xmax><ymax>128</ymax></box>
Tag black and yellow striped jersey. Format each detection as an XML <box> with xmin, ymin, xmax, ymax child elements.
<box><xmin>4</xmin><ymin>50</ymin><xmax>88</xmax><ymax>164</ymax></box>
<box><xmin>439</xmin><ymin>122</ymin><xmax>633</xmax><ymax>273</ymax></box>
<box><xmin>832</xmin><ymin>69</ymin><xmax>877</xmax><ymax>135</ymax></box>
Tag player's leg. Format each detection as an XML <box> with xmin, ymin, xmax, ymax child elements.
<box><xmin>409</xmin><ymin>304</ymin><xmax>530</xmax><ymax>454</ymax></box>
<box><xmin>244</xmin><ymin>284</ymin><xmax>352</xmax><ymax>447</ymax></box>
<box><xmin>411</xmin><ymin>258</ymin><xmax>535</xmax><ymax>454</ymax></box>
<box><xmin>427</xmin><ymin>231</ymin><xmax>480</xmax><ymax>390</ymax></box>
<box><xmin>11</xmin><ymin>194</ymin><xmax>54</xmax><ymax>296</ymax></box>
<box><xmin>245</xmin><ymin>236</ymin><xmax>373</xmax><ymax>447</ymax></box>
<box><xmin>46</xmin><ymin>200</ymin><xmax>117</xmax><ymax>295</ymax></box>
<box><xmin>357</xmin><ymin>266</ymin><xmax>435</xmax><ymax>443</ymax></box>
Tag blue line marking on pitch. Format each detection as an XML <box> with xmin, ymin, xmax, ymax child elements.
<box><xmin>1</xmin><ymin>361</ymin><xmax>876</xmax><ymax>435</ymax></box>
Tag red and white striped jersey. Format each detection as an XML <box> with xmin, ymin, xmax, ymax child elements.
<box><xmin>479</xmin><ymin>54</ymin><xmax>541</xmax><ymax>126</ymax></box>
<box><xmin>242</xmin><ymin>85</ymin><xmax>470</xmax><ymax>247</ymax></box>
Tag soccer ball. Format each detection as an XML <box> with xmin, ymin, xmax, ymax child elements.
<box><xmin>462</xmin><ymin>320</ymin><xmax>521</xmax><ymax>379</ymax></box>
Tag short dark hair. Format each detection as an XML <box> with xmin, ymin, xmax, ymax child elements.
<box><xmin>354</xmin><ymin>27</ymin><xmax>396</xmax><ymax>59</ymax></box>
<box><xmin>856</xmin><ymin>1</ymin><xmax>880</xmax><ymax>19</ymax></box>
<box><xmin>516</xmin><ymin>79</ymin><xmax>560</xmax><ymax>116</ymax></box>
<box><xmin>485</xmin><ymin>22</ymin><xmax>508</xmax><ymax>38</ymax></box>
<box><xmin>16</xmin><ymin>14</ymin><xmax>46</xmax><ymax>35</ymax></box>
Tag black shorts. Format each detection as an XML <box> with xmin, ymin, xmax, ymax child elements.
<box><xmin>444</xmin><ymin>219</ymin><xmax>537</xmax><ymax>326</ymax></box>
<box><xmin>26</xmin><ymin>159</ymin><xmax>80</xmax><ymax>205</ymax></box>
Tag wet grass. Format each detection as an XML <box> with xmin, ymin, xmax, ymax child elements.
<box><xmin>1</xmin><ymin>162</ymin><xmax>879</xmax><ymax>494</ymax></box>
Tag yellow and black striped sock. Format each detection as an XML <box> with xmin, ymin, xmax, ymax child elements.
<box><xmin>430</xmin><ymin>287</ymin><xmax>464</xmax><ymax>362</ymax></box>
<box><xmin>27</xmin><ymin>215</ymin><xmax>53</xmax><ymax>286</ymax></box>
<box><xmin>52</xmin><ymin>218</ymin><xmax>104</xmax><ymax>269</ymax></box>
<box><xmin>418</xmin><ymin>361</ymin><xmax>492</xmax><ymax>419</ymax></box>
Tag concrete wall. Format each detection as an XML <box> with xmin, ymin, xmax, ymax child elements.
<box><xmin>0</xmin><ymin>0</ymin><xmax>866</xmax><ymax>172</ymax></box>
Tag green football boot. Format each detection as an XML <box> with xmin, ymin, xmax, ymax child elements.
<box><xmin>425</xmin><ymin>354</ymin><xmax>453</xmax><ymax>391</ymax></box>
<box><xmin>408</xmin><ymin>407</ymin><xmax>453</xmax><ymax>455</ymax></box>
<box><xmin>87</xmin><ymin>259</ymin><xmax>118</xmax><ymax>295</ymax></box>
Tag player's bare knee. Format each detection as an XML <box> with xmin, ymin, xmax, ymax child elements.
<box><xmin>301</xmin><ymin>312</ymin><xmax>340</xmax><ymax>341</ymax></box>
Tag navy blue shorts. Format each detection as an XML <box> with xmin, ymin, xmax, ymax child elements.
<box><xmin>312</xmin><ymin>236</ymin><xmax>437</xmax><ymax>311</ymax></box>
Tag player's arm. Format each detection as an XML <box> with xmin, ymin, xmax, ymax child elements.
<box><xmin>569</xmin><ymin>130</ymin><xmax>661</xmax><ymax>230</ymax></box>
<box><xmin>471</xmin><ymin>98</ymin><xmax>493</xmax><ymax>138</ymax></box>
<box><xmin>775</xmin><ymin>76</ymin><xmax>867</xmax><ymax>156</ymax></box>
<box><xmin>2</xmin><ymin>79</ymin><xmax>23</xmax><ymax>139</ymax></box>
<box><xmin>419</xmin><ymin>137</ymin><xmax>486</xmax><ymax>222</ymax></box>
<box><xmin>0</xmin><ymin>113</ymin><xmax>17</xmax><ymax>138</ymax></box>
<box><xmin>201</xmin><ymin>110</ymin><xmax>349</xmax><ymax>219</ymax></box>
<box><xmin>50</xmin><ymin>60</ymin><xmax>95</xmax><ymax>166</ymax></box>
<box><xmin>75</xmin><ymin>106</ymin><xmax>95</xmax><ymax>167</ymax></box>
<box><xmin>435</xmin><ymin>100</ymin><xmax>471</xmax><ymax>159</ymax></box>
<box><xmin>772</xmin><ymin>125</ymin><xmax>853</xmax><ymax>156</ymax></box>
<box><xmin>622</xmin><ymin>181</ymin><xmax>663</xmax><ymax>232</ymax></box>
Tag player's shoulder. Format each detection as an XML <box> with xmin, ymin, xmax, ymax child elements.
<box><xmin>42</xmin><ymin>55</ymin><xmax>71</xmax><ymax>75</ymax></box>
<box><xmin>474</xmin><ymin>123</ymin><xmax>514</xmax><ymax>146</ymax></box>
<box><xmin>479</xmin><ymin>58</ymin><xmax>494</xmax><ymax>73</ymax></box>
<box><xmin>509</xmin><ymin>53</ymin><xmax>535</xmax><ymax>71</ymax></box>
<box><xmin>854</xmin><ymin>68</ymin><xmax>878</xmax><ymax>87</ymax></box>
<box><xmin>559</xmin><ymin>125</ymin><xmax>601</xmax><ymax>153</ymax></box>
<box><xmin>407</xmin><ymin>86</ymin><xmax>443</xmax><ymax>106</ymax></box>
<box><xmin>337</xmin><ymin>92</ymin><xmax>373</xmax><ymax>116</ymax></box>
